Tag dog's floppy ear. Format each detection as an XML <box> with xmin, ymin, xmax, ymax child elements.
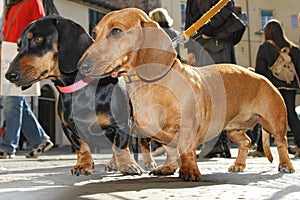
<box><xmin>135</xmin><ymin>19</ymin><xmax>177</xmax><ymax>82</ymax></box>
<box><xmin>55</xmin><ymin>18</ymin><xmax>93</xmax><ymax>74</ymax></box>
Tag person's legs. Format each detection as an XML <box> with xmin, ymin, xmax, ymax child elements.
<box><xmin>20</xmin><ymin>98</ymin><xmax>53</xmax><ymax>158</ymax></box>
<box><xmin>248</xmin><ymin>124</ymin><xmax>265</xmax><ymax>157</ymax></box>
<box><xmin>0</xmin><ymin>96</ymin><xmax>24</xmax><ymax>154</ymax></box>
<box><xmin>20</xmin><ymin>98</ymin><xmax>50</xmax><ymax>148</ymax></box>
<box><xmin>280</xmin><ymin>90</ymin><xmax>300</xmax><ymax>156</ymax></box>
<box><xmin>201</xmin><ymin>131</ymin><xmax>231</xmax><ymax>158</ymax></box>
<box><xmin>256</xmin><ymin>130</ymin><xmax>264</xmax><ymax>152</ymax></box>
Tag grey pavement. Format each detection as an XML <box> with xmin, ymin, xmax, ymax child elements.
<box><xmin>0</xmin><ymin>146</ymin><xmax>300</xmax><ymax>200</ymax></box>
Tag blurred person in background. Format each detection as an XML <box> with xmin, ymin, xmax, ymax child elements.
<box><xmin>0</xmin><ymin>0</ymin><xmax>53</xmax><ymax>159</ymax></box>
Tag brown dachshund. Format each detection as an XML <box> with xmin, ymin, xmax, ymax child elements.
<box><xmin>6</xmin><ymin>15</ymin><xmax>157</xmax><ymax>176</ymax></box>
<box><xmin>78</xmin><ymin>8</ymin><xmax>295</xmax><ymax>181</ymax></box>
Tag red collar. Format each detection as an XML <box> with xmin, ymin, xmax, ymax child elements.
<box><xmin>57</xmin><ymin>77</ymin><xmax>94</xmax><ymax>93</ymax></box>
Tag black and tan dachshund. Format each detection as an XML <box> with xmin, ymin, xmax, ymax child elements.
<box><xmin>6</xmin><ymin>15</ymin><xmax>156</xmax><ymax>175</ymax></box>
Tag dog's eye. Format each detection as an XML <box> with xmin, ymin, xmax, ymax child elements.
<box><xmin>17</xmin><ymin>38</ymin><xmax>21</xmax><ymax>46</ymax></box>
<box><xmin>17</xmin><ymin>39</ymin><xmax>21</xmax><ymax>50</ymax></box>
<box><xmin>34</xmin><ymin>36</ymin><xmax>44</xmax><ymax>44</ymax></box>
<box><xmin>92</xmin><ymin>30</ymin><xmax>96</xmax><ymax>39</ymax></box>
<box><xmin>110</xmin><ymin>28</ymin><xmax>123</xmax><ymax>38</ymax></box>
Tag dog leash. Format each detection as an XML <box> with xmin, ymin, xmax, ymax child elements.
<box><xmin>57</xmin><ymin>77</ymin><xmax>95</xmax><ymax>93</ymax></box>
<box><xmin>172</xmin><ymin>0</ymin><xmax>230</xmax><ymax>47</ymax></box>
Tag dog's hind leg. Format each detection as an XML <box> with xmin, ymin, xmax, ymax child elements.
<box><xmin>273</xmin><ymin>132</ymin><xmax>295</xmax><ymax>173</ymax></box>
<box><xmin>261</xmin><ymin>124</ymin><xmax>295</xmax><ymax>173</ymax></box>
<box><xmin>227</xmin><ymin>130</ymin><xmax>251</xmax><ymax>172</ymax></box>
<box><xmin>258</xmin><ymin>101</ymin><xmax>295</xmax><ymax>172</ymax></box>
<box><xmin>256</xmin><ymin>83</ymin><xmax>294</xmax><ymax>173</ymax></box>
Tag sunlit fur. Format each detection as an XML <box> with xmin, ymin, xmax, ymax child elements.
<box><xmin>79</xmin><ymin>8</ymin><xmax>295</xmax><ymax>181</ymax></box>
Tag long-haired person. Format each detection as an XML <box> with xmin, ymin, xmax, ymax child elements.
<box><xmin>254</xmin><ymin>19</ymin><xmax>300</xmax><ymax>158</ymax></box>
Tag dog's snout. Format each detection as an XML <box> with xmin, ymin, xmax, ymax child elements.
<box><xmin>5</xmin><ymin>70</ymin><xmax>20</xmax><ymax>82</ymax></box>
<box><xmin>80</xmin><ymin>64</ymin><xmax>92</xmax><ymax>74</ymax></box>
<box><xmin>79</xmin><ymin>58</ymin><xmax>94</xmax><ymax>75</ymax></box>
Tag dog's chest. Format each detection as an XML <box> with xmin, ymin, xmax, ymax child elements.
<box><xmin>127</xmin><ymin>83</ymin><xmax>181</xmax><ymax>141</ymax></box>
<box><xmin>61</xmin><ymin>83</ymin><xmax>113</xmax><ymax>133</ymax></box>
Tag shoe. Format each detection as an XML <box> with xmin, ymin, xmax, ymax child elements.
<box><xmin>25</xmin><ymin>140</ymin><xmax>53</xmax><ymax>158</ymax></box>
<box><xmin>203</xmin><ymin>144</ymin><xmax>231</xmax><ymax>158</ymax></box>
<box><xmin>248</xmin><ymin>150</ymin><xmax>265</xmax><ymax>157</ymax></box>
<box><xmin>288</xmin><ymin>146</ymin><xmax>298</xmax><ymax>155</ymax></box>
<box><xmin>294</xmin><ymin>147</ymin><xmax>300</xmax><ymax>158</ymax></box>
<box><xmin>249</xmin><ymin>144</ymin><xmax>257</xmax><ymax>151</ymax></box>
<box><xmin>204</xmin><ymin>151</ymin><xmax>231</xmax><ymax>158</ymax></box>
<box><xmin>0</xmin><ymin>150</ymin><xmax>15</xmax><ymax>159</ymax></box>
<box><xmin>152</xmin><ymin>146</ymin><xmax>165</xmax><ymax>157</ymax></box>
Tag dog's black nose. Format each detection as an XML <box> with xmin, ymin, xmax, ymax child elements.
<box><xmin>5</xmin><ymin>70</ymin><xmax>20</xmax><ymax>82</ymax></box>
<box><xmin>79</xmin><ymin>58</ymin><xmax>93</xmax><ymax>75</ymax></box>
<box><xmin>80</xmin><ymin>64</ymin><xmax>92</xmax><ymax>74</ymax></box>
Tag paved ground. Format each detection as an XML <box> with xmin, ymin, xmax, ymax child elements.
<box><xmin>0</xmin><ymin>146</ymin><xmax>300</xmax><ymax>200</ymax></box>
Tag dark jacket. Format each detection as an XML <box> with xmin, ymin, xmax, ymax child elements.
<box><xmin>255</xmin><ymin>41</ymin><xmax>300</xmax><ymax>89</ymax></box>
<box><xmin>185</xmin><ymin>0</ymin><xmax>235</xmax><ymax>39</ymax></box>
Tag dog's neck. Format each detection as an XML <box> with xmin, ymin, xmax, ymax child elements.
<box><xmin>123</xmin><ymin>60</ymin><xmax>176</xmax><ymax>84</ymax></box>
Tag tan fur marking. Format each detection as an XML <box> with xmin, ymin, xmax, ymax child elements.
<box><xmin>27</xmin><ymin>32</ymin><xmax>33</xmax><ymax>39</ymax></box>
<box><xmin>97</xmin><ymin>113</ymin><xmax>111</xmax><ymax>127</ymax></box>
<box><xmin>71</xmin><ymin>139</ymin><xmax>93</xmax><ymax>175</ymax></box>
<box><xmin>17</xmin><ymin>51</ymin><xmax>59</xmax><ymax>83</ymax></box>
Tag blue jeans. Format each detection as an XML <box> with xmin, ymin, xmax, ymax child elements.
<box><xmin>0</xmin><ymin>96</ymin><xmax>50</xmax><ymax>153</ymax></box>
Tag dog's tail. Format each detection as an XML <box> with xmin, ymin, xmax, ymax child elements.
<box><xmin>262</xmin><ymin>129</ymin><xmax>273</xmax><ymax>163</ymax></box>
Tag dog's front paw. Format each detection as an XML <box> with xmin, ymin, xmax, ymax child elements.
<box><xmin>228</xmin><ymin>163</ymin><xmax>246</xmax><ymax>172</ymax></box>
<box><xmin>177</xmin><ymin>151</ymin><xmax>201</xmax><ymax>181</ymax></box>
<box><xmin>72</xmin><ymin>140</ymin><xmax>94</xmax><ymax>176</ymax></box>
<box><xmin>71</xmin><ymin>162</ymin><xmax>94</xmax><ymax>176</ymax></box>
<box><xmin>143</xmin><ymin>160</ymin><xmax>157</xmax><ymax>171</ymax></box>
<box><xmin>105</xmin><ymin>156</ymin><xmax>118</xmax><ymax>172</ymax></box>
<box><xmin>178</xmin><ymin>164</ymin><xmax>201</xmax><ymax>182</ymax></box>
<box><xmin>118</xmin><ymin>162</ymin><xmax>143</xmax><ymax>175</ymax></box>
<box><xmin>113</xmin><ymin>147</ymin><xmax>143</xmax><ymax>175</ymax></box>
<box><xmin>149</xmin><ymin>161</ymin><xmax>178</xmax><ymax>176</ymax></box>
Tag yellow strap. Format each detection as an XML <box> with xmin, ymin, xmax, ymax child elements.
<box><xmin>182</xmin><ymin>0</ymin><xmax>230</xmax><ymax>39</ymax></box>
<box><xmin>124</xmin><ymin>75</ymin><xmax>140</xmax><ymax>83</ymax></box>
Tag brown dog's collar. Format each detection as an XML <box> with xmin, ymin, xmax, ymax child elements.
<box><xmin>124</xmin><ymin>75</ymin><xmax>140</xmax><ymax>83</ymax></box>
<box><xmin>57</xmin><ymin>77</ymin><xmax>95</xmax><ymax>93</ymax></box>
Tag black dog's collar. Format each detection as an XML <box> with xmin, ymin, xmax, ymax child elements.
<box><xmin>57</xmin><ymin>77</ymin><xmax>94</xmax><ymax>93</ymax></box>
